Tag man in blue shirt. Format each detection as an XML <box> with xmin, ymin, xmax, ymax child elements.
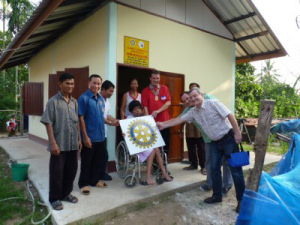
<box><xmin>78</xmin><ymin>74</ymin><xmax>106</xmax><ymax>195</ymax></box>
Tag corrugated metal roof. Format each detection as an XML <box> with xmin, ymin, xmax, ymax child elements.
<box><xmin>203</xmin><ymin>0</ymin><xmax>287</xmax><ymax>63</ymax></box>
<box><xmin>0</xmin><ymin>0</ymin><xmax>287</xmax><ymax>69</ymax></box>
<box><xmin>0</xmin><ymin>0</ymin><xmax>107</xmax><ymax>69</ymax></box>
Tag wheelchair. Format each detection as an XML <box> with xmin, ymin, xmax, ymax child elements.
<box><xmin>115</xmin><ymin>140</ymin><xmax>169</xmax><ymax>187</ymax></box>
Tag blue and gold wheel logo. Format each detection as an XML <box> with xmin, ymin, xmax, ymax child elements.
<box><xmin>127</xmin><ymin>120</ymin><xmax>157</xmax><ymax>149</ymax></box>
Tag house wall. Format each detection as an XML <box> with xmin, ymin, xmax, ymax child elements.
<box><xmin>28</xmin><ymin>6</ymin><xmax>107</xmax><ymax>139</ymax></box>
<box><xmin>117</xmin><ymin>0</ymin><xmax>233</xmax><ymax>39</ymax></box>
<box><xmin>116</xmin><ymin>5</ymin><xmax>235</xmax><ymax>108</ymax></box>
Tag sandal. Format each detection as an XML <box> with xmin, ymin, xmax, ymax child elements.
<box><xmin>81</xmin><ymin>186</ymin><xmax>90</xmax><ymax>195</ymax></box>
<box><xmin>63</xmin><ymin>194</ymin><xmax>78</xmax><ymax>203</ymax></box>
<box><xmin>162</xmin><ymin>176</ymin><xmax>174</xmax><ymax>183</ymax></box>
<box><xmin>96</xmin><ymin>180</ymin><xmax>108</xmax><ymax>188</ymax></box>
<box><xmin>51</xmin><ymin>200</ymin><xmax>63</xmax><ymax>210</ymax></box>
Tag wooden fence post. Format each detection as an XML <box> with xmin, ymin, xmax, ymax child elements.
<box><xmin>246</xmin><ymin>100</ymin><xmax>275</xmax><ymax>192</ymax></box>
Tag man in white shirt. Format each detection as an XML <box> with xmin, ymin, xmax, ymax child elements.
<box><xmin>100</xmin><ymin>80</ymin><xmax>119</xmax><ymax>181</ymax></box>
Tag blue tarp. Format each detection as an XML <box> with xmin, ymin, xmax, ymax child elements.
<box><xmin>270</xmin><ymin>119</ymin><xmax>300</xmax><ymax>135</ymax></box>
<box><xmin>236</xmin><ymin>134</ymin><xmax>300</xmax><ymax>225</ymax></box>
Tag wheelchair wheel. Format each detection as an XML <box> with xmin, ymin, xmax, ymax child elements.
<box><xmin>124</xmin><ymin>175</ymin><xmax>137</xmax><ymax>188</ymax></box>
<box><xmin>115</xmin><ymin>141</ymin><xmax>130</xmax><ymax>179</ymax></box>
<box><xmin>151</xmin><ymin>162</ymin><xmax>160</xmax><ymax>175</ymax></box>
<box><xmin>155</xmin><ymin>172</ymin><xmax>164</xmax><ymax>185</ymax></box>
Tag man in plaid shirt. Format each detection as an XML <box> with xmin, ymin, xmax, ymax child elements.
<box><xmin>157</xmin><ymin>87</ymin><xmax>245</xmax><ymax>212</ymax></box>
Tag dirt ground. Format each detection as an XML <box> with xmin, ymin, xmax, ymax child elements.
<box><xmin>104</xmin><ymin>185</ymin><xmax>238</xmax><ymax>225</ymax></box>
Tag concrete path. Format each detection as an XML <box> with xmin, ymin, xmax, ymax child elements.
<box><xmin>0</xmin><ymin>138</ymin><xmax>282</xmax><ymax>225</ymax></box>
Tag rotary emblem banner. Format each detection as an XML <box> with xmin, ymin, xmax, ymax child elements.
<box><xmin>119</xmin><ymin>116</ymin><xmax>165</xmax><ymax>155</ymax></box>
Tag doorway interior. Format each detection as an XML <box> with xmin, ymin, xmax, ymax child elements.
<box><xmin>116</xmin><ymin>64</ymin><xmax>184</xmax><ymax>163</ymax></box>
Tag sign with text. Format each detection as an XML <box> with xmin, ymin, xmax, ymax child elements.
<box><xmin>124</xmin><ymin>36</ymin><xmax>149</xmax><ymax>67</ymax></box>
<box><xmin>119</xmin><ymin>116</ymin><xmax>165</xmax><ymax>155</ymax></box>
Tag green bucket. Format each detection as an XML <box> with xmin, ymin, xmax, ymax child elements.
<box><xmin>12</xmin><ymin>163</ymin><xmax>30</xmax><ymax>182</ymax></box>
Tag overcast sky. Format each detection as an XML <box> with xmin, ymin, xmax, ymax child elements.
<box><xmin>1</xmin><ymin>0</ymin><xmax>300</xmax><ymax>89</ymax></box>
<box><xmin>252</xmin><ymin>0</ymin><xmax>300</xmax><ymax>89</ymax></box>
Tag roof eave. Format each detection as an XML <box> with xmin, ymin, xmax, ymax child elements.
<box><xmin>0</xmin><ymin>0</ymin><xmax>64</xmax><ymax>69</ymax></box>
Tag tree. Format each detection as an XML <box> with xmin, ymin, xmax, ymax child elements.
<box><xmin>6</xmin><ymin>0</ymin><xmax>35</xmax><ymax>34</ymax></box>
<box><xmin>235</xmin><ymin>62</ymin><xmax>300</xmax><ymax>119</ymax></box>
<box><xmin>235</xmin><ymin>63</ymin><xmax>263</xmax><ymax>118</ymax></box>
<box><xmin>256</xmin><ymin>59</ymin><xmax>282</xmax><ymax>84</ymax></box>
<box><xmin>0</xmin><ymin>1</ymin><xmax>34</xmax><ymax>132</ymax></box>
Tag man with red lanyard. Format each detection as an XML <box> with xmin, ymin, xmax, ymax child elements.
<box><xmin>141</xmin><ymin>70</ymin><xmax>171</xmax><ymax>154</ymax></box>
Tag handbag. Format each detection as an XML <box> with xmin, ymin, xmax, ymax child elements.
<box><xmin>228</xmin><ymin>144</ymin><xmax>250</xmax><ymax>167</ymax></box>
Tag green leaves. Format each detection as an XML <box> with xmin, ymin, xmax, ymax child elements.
<box><xmin>235</xmin><ymin>62</ymin><xmax>300</xmax><ymax>119</ymax></box>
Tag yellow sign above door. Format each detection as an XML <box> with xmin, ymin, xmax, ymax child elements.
<box><xmin>124</xmin><ymin>36</ymin><xmax>149</xmax><ymax>67</ymax></box>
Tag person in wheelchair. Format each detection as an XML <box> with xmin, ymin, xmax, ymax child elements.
<box><xmin>126</xmin><ymin>100</ymin><xmax>173</xmax><ymax>185</ymax></box>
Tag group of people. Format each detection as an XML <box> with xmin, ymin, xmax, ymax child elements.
<box><xmin>41</xmin><ymin>69</ymin><xmax>245</xmax><ymax>213</ymax></box>
<box><xmin>41</xmin><ymin>70</ymin><xmax>173</xmax><ymax>210</ymax></box>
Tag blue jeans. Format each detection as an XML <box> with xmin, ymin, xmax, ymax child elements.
<box><xmin>205</xmin><ymin>143</ymin><xmax>233</xmax><ymax>188</ymax></box>
<box><xmin>210</xmin><ymin>130</ymin><xmax>245</xmax><ymax>201</ymax></box>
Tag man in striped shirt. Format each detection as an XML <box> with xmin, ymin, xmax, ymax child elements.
<box><xmin>157</xmin><ymin>87</ymin><xmax>245</xmax><ymax>212</ymax></box>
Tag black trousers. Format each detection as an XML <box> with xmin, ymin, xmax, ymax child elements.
<box><xmin>78</xmin><ymin>141</ymin><xmax>106</xmax><ymax>188</ymax></box>
<box><xmin>186</xmin><ymin>137</ymin><xmax>206</xmax><ymax>169</ymax></box>
<box><xmin>160</xmin><ymin>128</ymin><xmax>170</xmax><ymax>154</ymax></box>
<box><xmin>99</xmin><ymin>138</ymin><xmax>109</xmax><ymax>179</ymax></box>
<box><xmin>49</xmin><ymin>150</ymin><xmax>78</xmax><ymax>203</ymax></box>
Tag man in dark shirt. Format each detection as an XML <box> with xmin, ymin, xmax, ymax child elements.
<box><xmin>41</xmin><ymin>73</ymin><xmax>82</xmax><ymax>210</ymax></box>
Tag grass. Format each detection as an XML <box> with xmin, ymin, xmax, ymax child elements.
<box><xmin>0</xmin><ymin>147</ymin><xmax>51</xmax><ymax>225</ymax></box>
<box><xmin>242</xmin><ymin>134</ymin><xmax>290</xmax><ymax>155</ymax></box>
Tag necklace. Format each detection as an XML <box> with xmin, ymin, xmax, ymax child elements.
<box><xmin>129</xmin><ymin>91</ymin><xmax>139</xmax><ymax>100</ymax></box>
<box><xmin>150</xmin><ymin>84</ymin><xmax>160</xmax><ymax>101</ymax></box>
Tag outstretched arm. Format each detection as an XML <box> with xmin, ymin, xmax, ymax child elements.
<box><xmin>157</xmin><ymin>117</ymin><xmax>184</xmax><ymax>130</ymax></box>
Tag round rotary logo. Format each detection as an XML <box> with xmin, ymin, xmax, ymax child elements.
<box><xmin>127</xmin><ymin>120</ymin><xmax>157</xmax><ymax>149</ymax></box>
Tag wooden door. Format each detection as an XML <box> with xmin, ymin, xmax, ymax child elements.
<box><xmin>160</xmin><ymin>72</ymin><xmax>184</xmax><ymax>163</ymax></box>
<box><xmin>48</xmin><ymin>67</ymin><xmax>89</xmax><ymax>99</ymax></box>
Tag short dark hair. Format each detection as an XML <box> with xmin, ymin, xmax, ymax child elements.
<box><xmin>129</xmin><ymin>100</ymin><xmax>143</xmax><ymax>113</ymax></box>
<box><xmin>129</xmin><ymin>77</ymin><xmax>138</xmax><ymax>85</ymax></box>
<box><xmin>151</xmin><ymin>70</ymin><xmax>160</xmax><ymax>76</ymax></box>
<box><xmin>89</xmin><ymin>74</ymin><xmax>102</xmax><ymax>81</ymax></box>
<box><xmin>180</xmin><ymin>91</ymin><xmax>189</xmax><ymax>99</ymax></box>
<box><xmin>189</xmin><ymin>83</ymin><xmax>200</xmax><ymax>89</ymax></box>
<box><xmin>101</xmin><ymin>80</ymin><xmax>115</xmax><ymax>90</ymax></box>
<box><xmin>59</xmin><ymin>73</ymin><xmax>74</xmax><ymax>82</ymax></box>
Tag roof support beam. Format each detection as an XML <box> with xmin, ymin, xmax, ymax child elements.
<box><xmin>224</xmin><ymin>12</ymin><xmax>256</xmax><ymax>25</ymax></box>
<box><xmin>235</xmin><ymin>31</ymin><xmax>268</xmax><ymax>42</ymax></box>
<box><xmin>0</xmin><ymin>0</ymin><xmax>65</xmax><ymax>69</ymax></box>
<box><xmin>236</xmin><ymin>50</ymin><xmax>285</xmax><ymax>64</ymax></box>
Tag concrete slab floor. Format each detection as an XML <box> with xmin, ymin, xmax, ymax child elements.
<box><xmin>0</xmin><ymin>138</ymin><xmax>282</xmax><ymax>225</ymax></box>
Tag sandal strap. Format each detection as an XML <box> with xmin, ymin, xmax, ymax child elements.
<box><xmin>64</xmin><ymin>195</ymin><xmax>78</xmax><ymax>203</ymax></box>
<box><xmin>51</xmin><ymin>200</ymin><xmax>63</xmax><ymax>210</ymax></box>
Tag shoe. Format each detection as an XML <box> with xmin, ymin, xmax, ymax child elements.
<box><xmin>96</xmin><ymin>181</ymin><xmax>108</xmax><ymax>188</ymax></box>
<box><xmin>183</xmin><ymin>165</ymin><xmax>197</xmax><ymax>170</ymax></box>
<box><xmin>100</xmin><ymin>173</ymin><xmax>112</xmax><ymax>181</ymax></box>
<box><xmin>200</xmin><ymin>168</ymin><xmax>207</xmax><ymax>175</ymax></box>
<box><xmin>81</xmin><ymin>186</ymin><xmax>90</xmax><ymax>195</ymax></box>
<box><xmin>222</xmin><ymin>186</ymin><xmax>232</xmax><ymax>196</ymax></box>
<box><xmin>62</xmin><ymin>194</ymin><xmax>78</xmax><ymax>203</ymax></box>
<box><xmin>204</xmin><ymin>196</ymin><xmax>222</xmax><ymax>204</ymax></box>
<box><xmin>236</xmin><ymin>201</ymin><xmax>241</xmax><ymax>213</ymax></box>
<box><xmin>199</xmin><ymin>184</ymin><xmax>212</xmax><ymax>191</ymax></box>
<box><xmin>51</xmin><ymin>200</ymin><xmax>63</xmax><ymax>210</ymax></box>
